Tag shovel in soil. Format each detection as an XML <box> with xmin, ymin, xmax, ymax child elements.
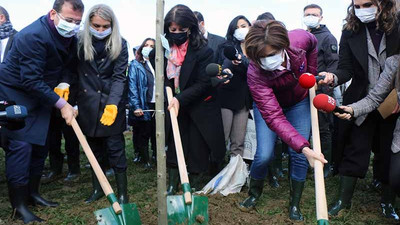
<box><xmin>166</xmin><ymin>87</ymin><xmax>209</xmax><ymax>225</ymax></box>
<box><xmin>71</xmin><ymin>118</ymin><xmax>141</xmax><ymax>225</ymax></box>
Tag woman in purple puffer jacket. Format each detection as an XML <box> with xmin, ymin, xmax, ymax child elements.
<box><xmin>238</xmin><ymin>20</ymin><xmax>327</xmax><ymax>221</ymax></box>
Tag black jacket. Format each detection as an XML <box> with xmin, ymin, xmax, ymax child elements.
<box><xmin>309</xmin><ymin>25</ymin><xmax>339</xmax><ymax>74</ymax></box>
<box><xmin>207</xmin><ymin>32</ymin><xmax>225</xmax><ymax>64</ymax></box>
<box><xmin>77</xmin><ymin>38</ymin><xmax>128</xmax><ymax>137</ymax></box>
<box><xmin>3</xmin><ymin>29</ymin><xmax>17</xmax><ymax>61</ymax></box>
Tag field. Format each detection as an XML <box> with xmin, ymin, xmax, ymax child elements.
<box><xmin>0</xmin><ymin>132</ymin><xmax>398</xmax><ymax>225</ymax></box>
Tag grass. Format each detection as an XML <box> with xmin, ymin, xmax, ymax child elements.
<box><xmin>0</xmin><ymin>131</ymin><xmax>398</xmax><ymax>224</ymax></box>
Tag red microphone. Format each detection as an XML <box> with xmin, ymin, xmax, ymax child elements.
<box><xmin>299</xmin><ymin>73</ymin><xmax>326</xmax><ymax>89</ymax></box>
<box><xmin>313</xmin><ymin>94</ymin><xmax>350</xmax><ymax>114</ymax></box>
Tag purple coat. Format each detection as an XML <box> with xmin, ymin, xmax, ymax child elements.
<box><xmin>247</xmin><ymin>29</ymin><xmax>317</xmax><ymax>152</ymax></box>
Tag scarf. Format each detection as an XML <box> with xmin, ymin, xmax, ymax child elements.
<box><xmin>0</xmin><ymin>21</ymin><xmax>14</xmax><ymax>40</ymax></box>
<box><xmin>166</xmin><ymin>40</ymin><xmax>189</xmax><ymax>93</ymax></box>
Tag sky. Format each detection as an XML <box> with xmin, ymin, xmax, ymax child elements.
<box><xmin>2</xmin><ymin>0</ymin><xmax>351</xmax><ymax>60</ymax></box>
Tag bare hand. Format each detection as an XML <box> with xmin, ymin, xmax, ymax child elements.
<box><xmin>302</xmin><ymin>147</ymin><xmax>327</xmax><ymax>168</ymax></box>
<box><xmin>61</xmin><ymin>103</ymin><xmax>75</xmax><ymax>126</ymax></box>
<box><xmin>232</xmin><ymin>54</ymin><xmax>242</xmax><ymax>65</ymax></box>
<box><xmin>318</xmin><ymin>72</ymin><xmax>334</xmax><ymax>85</ymax></box>
<box><xmin>134</xmin><ymin>109</ymin><xmax>144</xmax><ymax>117</ymax></box>
<box><xmin>392</xmin><ymin>102</ymin><xmax>400</xmax><ymax>114</ymax></box>
<box><xmin>333</xmin><ymin>105</ymin><xmax>353</xmax><ymax>120</ymax></box>
<box><xmin>168</xmin><ymin>97</ymin><xmax>180</xmax><ymax>116</ymax></box>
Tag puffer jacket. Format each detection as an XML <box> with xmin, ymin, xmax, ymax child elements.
<box><xmin>128</xmin><ymin>59</ymin><xmax>152</xmax><ymax>123</ymax></box>
<box><xmin>247</xmin><ymin>29</ymin><xmax>317</xmax><ymax>152</ymax></box>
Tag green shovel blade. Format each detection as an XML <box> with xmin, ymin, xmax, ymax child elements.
<box><xmin>95</xmin><ymin>203</ymin><xmax>142</xmax><ymax>225</ymax></box>
<box><xmin>317</xmin><ymin>219</ymin><xmax>329</xmax><ymax>225</ymax></box>
<box><xmin>167</xmin><ymin>195</ymin><xmax>209</xmax><ymax>225</ymax></box>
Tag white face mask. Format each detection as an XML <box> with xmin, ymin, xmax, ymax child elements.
<box><xmin>233</xmin><ymin>27</ymin><xmax>249</xmax><ymax>42</ymax></box>
<box><xmin>303</xmin><ymin>15</ymin><xmax>320</xmax><ymax>28</ymax></box>
<box><xmin>55</xmin><ymin>14</ymin><xmax>80</xmax><ymax>38</ymax></box>
<box><xmin>260</xmin><ymin>50</ymin><xmax>284</xmax><ymax>71</ymax></box>
<box><xmin>141</xmin><ymin>46</ymin><xmax>153</xmax><ymax>59</ymax></box>
<box><xmin>355</xmin><ymin>6</ymin><xmax>377</xmax><ymax>23</ymax></box>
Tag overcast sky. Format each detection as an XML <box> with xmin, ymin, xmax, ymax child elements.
<box><xmin>3</xmin><ymin>0</ymin><xmax>350</xmax><ymax>60</ymax></box>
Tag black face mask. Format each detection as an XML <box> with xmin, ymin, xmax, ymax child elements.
<box><xmin>167</xmin><ymin>32</ymin><xmax>188</xmax><ymax>46</ymax></box>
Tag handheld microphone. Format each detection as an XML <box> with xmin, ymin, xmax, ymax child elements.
<box><xmin>313</xmin><ymin>94</ymin><xmax>350</xmax><ymax>114</ymax></box>
<box><xmin>206</xmin><ymin>63</ymin><xmax>233</xmax><ymax>78</ymax></box>
<box><xmin>223</xmin><ymin>45</ymin><xmax>241</xmax><ymax>61</ymax></box>
<box><xmin>0</xmin><ymin>105</ymin><xmax>28</xmax><ymax>120</ymax></box>
<box><xmin>298</xmin><ymin>73</ymin><xmax>325</xmax><ymax>89</ymax></box>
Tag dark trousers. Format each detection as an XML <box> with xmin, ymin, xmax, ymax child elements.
<box><xmin>86</xmin><ymin>134</ymin><xmax>127</xmax><ymax>173</ymax></box>
<box><xmin>390</xmin><ymin>151</ymin><xmax>400</xmax><ymax>195</ymax></box>
<box><xmin>131</xmin><ymin>103</ymin><xmax>156</xmax><ymax>159</ymax></box>
<box><xmin>48</xmin><ymin>112</ymin><xmax>80</xmax><ymax>173</ymax></box>
<box><xmin>338</xmin><ymin>110</ymin><xmax>397</xmax><ymax>181</ymax></box>
<box><xmin>5</xmin><ymin>139</ymin><xmax>48</xmax><ymax>185</ymax></box>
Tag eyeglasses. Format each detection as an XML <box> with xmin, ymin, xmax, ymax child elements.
<box><xmin>57</xmin><ymin>12</ymin><xmax>81</xmax><ymax>25</ymax></box>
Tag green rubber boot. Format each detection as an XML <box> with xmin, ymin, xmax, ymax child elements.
<box><xmin>238</xmin><ymin>178</ymin><xmax>264</xmax><ymax>211</ymax></box>
<box><xmin>289</xmin><ymin>179</ymin><xmax>305</xmax><ymax>221</ymax></box>
<box><xmin>166</xmin><ymin>167</ymin><xmax>180</xmax><ymax>196</ymax></box>
<box><xmin>328</xmin><ymin>176</ymin><xmax>357</xmax><ymax>216</ymax></box>
<box><xmin>115</xmin><ymin>172</ymin><xmax>129</xmax><ymax>204</ymax></box>
<box><xmin>85</xmin><ymin>170</ymin><xmax>105</xmax><ymax>203</ymax></box>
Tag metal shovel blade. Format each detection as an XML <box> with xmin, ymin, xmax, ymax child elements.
<box><xmin>167</xmin><ymin>195</ymin><xmax>209</xmax><ymax>225</ymax></box>
<box><xmin>95</xmin><ymin>203</ymin><xmax>142</xmax><ymax>225</ymax></box>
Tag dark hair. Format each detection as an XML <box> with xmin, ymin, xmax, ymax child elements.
<box><xmin>245</xmin><ymin>20</ymin><xmax>289</xmax><ymax>66</ymax></box>
<box><xmin>256</xmin><ymin>12</ymin><xmax>275</xmax><ymax>22</ymax></box>
<box><xmin>164</xmin><ymin>4</ymin><xmax>207</xmax><ymax>50</ymax></box>
<box><xmin>53</xmin><ymin>0</ymin><xmax>84</xmax><ymax>13</ymax></box>
<box><xmin>0</xmin><ymin>6</ymin><xmax>9</xmax><ymax>21</ymax></box>
<box><xmin>344</xmin><ymin>0</ymin><xmax>397</xmax><ymax>33</ymax></box>
<box><xmin>193</xmin><ymin>11</ymin><xmax>204</xmax><ymax>23</ymax></box>
<box><xmin>226</xmin><ymin>15</ymin><xmax>251</xmax><ymax>43</ymax></box>
<box><xmin>303</xmin><ymin>4</ymin><xmax>323</xmax><ymax>15</ymax></box>
<box><xmin>135</xmin><ymin>38</ymin><xmax>155</xmax><ymax>61</ymax></box>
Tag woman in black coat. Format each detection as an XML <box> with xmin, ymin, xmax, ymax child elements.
<box><xmin>320</xmin><ymin>0</ymin><xmax>399</xmax><ymax>219</ymax></box>
<box><xmin>76</xmin><ymin>4</ymin><xmax>129</xmax><ymax>204</ymax></box>
<box><xmin>164</xmin><ymin>4</ymin><xmax>226</xmax><ymax>193</ymax></box>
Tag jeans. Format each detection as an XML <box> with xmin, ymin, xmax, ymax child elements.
<box><xmin>250</xmin><ymin>97</ymin><xmax>311</xmax><ymax>182</ymax></box>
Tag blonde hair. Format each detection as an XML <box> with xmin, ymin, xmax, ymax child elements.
<box><xmin>78</xmin><ymin>4</ymin><xmax>122</xmax><ymax>61</ymax></box>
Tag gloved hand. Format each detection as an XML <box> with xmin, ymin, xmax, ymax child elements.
<box><xmin>54</xmin><ymin>83</ymin><xmax>70</xmax><ymax>101</ymax></box>
<box><xmin>100</xmin><ymin>104</ymin><xmax>118</xmax><ymax>126</ymax></box>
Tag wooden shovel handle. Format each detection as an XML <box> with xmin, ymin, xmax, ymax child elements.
<box><xmin>309</xmin><ymin>87</ymin><xmax>329</xmax><ymax>221</ymax></box>
<box><xmin>166</xmin><ymin>87</ymin><xmax>192</xmax><ymax>204</ymax></box>
<box><xmin>71</xmin><ymin>118</ymin><xmax>122</xmax><ymax>214</ymax></box>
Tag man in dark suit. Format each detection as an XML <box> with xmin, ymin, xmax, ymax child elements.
<box><xmin>0</xmin><ymin>0</ymin><xmax>84</xmax><ymax>223</ymax></box>
<box><xmin>0</xmin><ymin>6</ymin><xmax>17</xmax><ymax>63</ymax></box>
<box><xmin>194</xmin><ymin>11</ymin><xmax>226</xmax><ymax>64</ymax></box>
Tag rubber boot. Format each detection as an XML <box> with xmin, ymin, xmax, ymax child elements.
<box><xmin>115</xmin><ymin>172</ymin><xmax>129</xmax><ymax>204</ymax></box>
<box><xmin>8</xmin><ymin>183</ymin><xmax>43</xmax><ymax>224</ymax></box>
<box><xmin>167</xmin><ymin>167</ymin><xmax>180</xmax><ymax>195</ymax></box>
<box><xmin>267</xmin><ymin>165</ymin><xmax>280</xmax><ymax>188</ymax></box>
<box><xmin>289</xmin><ymin>179</ymin><xmax>305</xmax><ymax>221</ymax></box>
<box><xmin>29</xmin><ymin>175</ymin><xmax>58</xmax><ymax>207</ymax></box>
<box><xmin>238</xmin><ymin>178</ymin><xmax>264</xmax><ymax>211</ymax></box>
<box><xmin>189</xmin><ymin>173</ymin><xmax>202</xmax><ymax>192</ymax></box>
<box><xmin>273</xmin><ymin>141</ymin><xmax>284</xmax><ymax>178</ymax></box>
<box><xmin>380</xmin><ymin>184</ymin><xmax>399</xmax><ymax>220</ymax></box>
<box><xmin>140</xmin><ymin>146</ymin><xmax>151</xmax><ymax>169</ymax></box>
<box><xmin>85</xmin><ymin>170</ymin><xmax>105</xmax><ymax>203</ymax></box>
<box><xmin>328</xmin><ymin>176</ymin><xmax>357</xmax><ymax>216</ymax></box>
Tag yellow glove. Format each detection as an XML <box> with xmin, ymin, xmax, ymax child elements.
<box><xmin>54</xmin><ymin>83</ymin><xmax>70</xmax><ymax>101</ymax></box>
<box><xmin>100</xmin><ymin>104</ymin><xmax>118</xmax><ymax>126</ymax></box>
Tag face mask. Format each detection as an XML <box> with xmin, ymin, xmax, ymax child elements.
<box><xmin>303</xmin><ymin>15</ymin><xmax>320</xmax><ymax>28</ymax></box>
<box><xmin>167</xmin><ymin>32</ymin><xmax>188</xmax><ymax>46</ymax></box>
<box><xmin>233</xmin><ymin>27</ymin><xmax>249</xmax><ymax>42</ymax></box>
<box><xmin>89</xmin><ymin>26</ymin><xmax>112</xmax><ymax>40</ymax></box>
<box><xmin>355</xmin><ymin>7</ymin><xmax>377</xmax><ymax>23</ymax></box>
<box><xmin>55</xmin><ymin>14</ymin><xmax>80</xmax><ymax>38</ymax></box>
<box><xmin>260</xmin><ymin>50</ymin><xmax>284</xmax><ymax>71</ymax></box>
<box><xmin>141</xmin><ymin>46</ymin><xmax>153</xmax><ymax>59</ymax></box>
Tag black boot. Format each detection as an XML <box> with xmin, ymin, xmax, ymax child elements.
<box><xmin>238</xmin><ymin>178</ymin><xmax>264</xmax><ymax>211</ymax></box>
<box><xmin>189</xmin><ymin>173</ymin><xmax>202</xmax><ymax>192</ymax></box>
<box><xmin>328</xmin><ymin>176</ymin><xmax>357</xmax><ymax>216</ymax></box>
<box><xmin>167</xmin><ymin>167</ymin><xmax>180</xmax><ymax>195</ymax></box>
<box><xmin>267</xmin><ymin>165</ymin><xmax>280</xmax><ymax>188</ymax></box>
<box><xmin>115</xmin><ymin>172</ymin><xmax>129</xmax><ymax>204</ymax></box>
<box><xmin>380</xmin><ymin>184</ymin><xmax>399</xmax><ymax>220</ymax></box>
<box><xmin>29</xmin><ymin>175</ymin><xmax>58</xmax><ymax>207</ymax></box>
<box><xmin>132</xmin><ymin>152</ymin><xmax>142</xmax><ymax>163</ymax></box>
<box><xmin>289</xmin><ymin>179</ymin><xmax>305</xmax><ymax>221</ymax></box>
<box><xmin>8</xmin><ymin>183</ymin><xmax>43</xmax><ymax>224</ymax></box>
<box><xmin>85</xmin><ymin>171</ymin><xmax>105</xmax><ymax>203</ymax></box>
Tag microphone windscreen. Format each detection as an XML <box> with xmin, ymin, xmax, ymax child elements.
<box><xmin>313</xmin><ymin>94</ymin><xmax>336</xmax><ymax>113</ymax></box>
<box><xmin>206</xmin><ymin>63</ymin><xmax>221</xmax><ymax>76</ymax></box>
<box><xmin>5</xmin><ymin>105</ymin><xmax>28</xmax><ymax>119</ymax></box>
<box><xmin>223</xmin><ymin>46</ymin><xmax>238</xmax><ymax>61</ymax></box>
<box><xmin>299</xmin><ymin>73</ymin><xmax>316</xmax><ymax>89</ymax></box>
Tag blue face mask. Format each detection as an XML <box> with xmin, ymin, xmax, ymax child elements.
<box><xmin>89</xmin><ymin>26</ymin><xmax>112</xmax><ymax>40</ymax></box>
<box><xmin>56</xmin><ymin>14</ymin><xmax>80</xmax><ymax>38</ymax></box>
<box><xmin>141</xmin><ymin>46</ymin><xmax>153</xmax><ymax>59</ymax></box>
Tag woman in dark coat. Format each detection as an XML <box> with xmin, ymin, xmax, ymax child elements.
<box><xmin>319</xmin><ymin>0</ymin><xmax>399</xmax><ymax>219</ymax></box>
<box><xmin>76</xmin><ymin>4</ymin><xmax>129</xmax><ymax>204</ymax></box>
<box><xmin>164</xmin><ymin>4</ymin><xmax>226</xmax><ymax>194</ymax></box>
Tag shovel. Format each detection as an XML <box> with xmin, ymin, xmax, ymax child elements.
<box><xmin>71</xmin><ymin>118</ymin><xmax>141</xmax><ymax>225</ymax></box>
<box><xmin>165</xmin><ymin>87</ymin><xmax>209</xmax><ymax>225</ymax></box>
